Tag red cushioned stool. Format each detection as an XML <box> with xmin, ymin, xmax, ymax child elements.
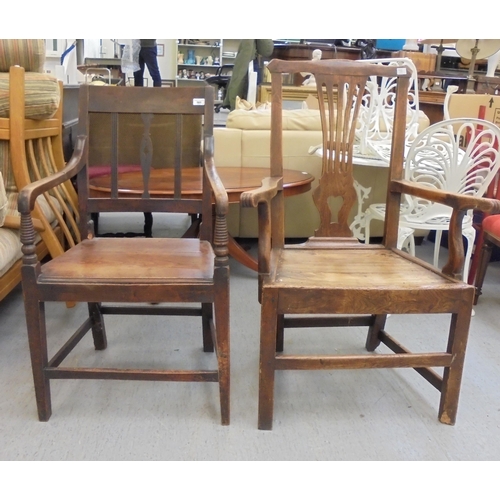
<box><xmin>473</xmin><ymin>214</ymin><xmax>500</xmax><ymax>304</ymax></box>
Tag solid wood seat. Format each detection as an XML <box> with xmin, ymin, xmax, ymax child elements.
<box><xmin>38</xmin><ymin>238</ymin><xmax>214</xmax><ymax>285</ymax></box>
<box><xmin>242</xmin><ymin>58</ymin><xmax>500</xmax><ymax>430</ymax></box>
<box><xmin>273</xmin><ymin>246</ymin><xmax>465</xmax><ymax>299</ymax></box>
<box><xmin>18</xmin><ymin>84</ymin><xmax>230</xmax><ymax>424</ymax></box>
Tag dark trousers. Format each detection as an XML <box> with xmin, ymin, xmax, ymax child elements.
<box><xmin>134</xmin><ymin>46</ymin><xmax>162</xmax><ymax>87</ymax></box>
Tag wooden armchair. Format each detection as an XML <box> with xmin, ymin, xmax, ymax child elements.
<box><xmin>19</xmin><ymin>84</ymin><xmax>230</xmax><ymax>424</ymax></box>
<box><xmin>0</xmin><ymin>40</ymin><xmax>79</xmax><ymax>301</ymax></box>
<box><xmin>241</xmin><ymin>58</ymin><xmax>500</xmax><ymax>430</ymax></box>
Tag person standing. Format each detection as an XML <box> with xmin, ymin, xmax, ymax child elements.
<box><xmin>134</xmin><ymin>39</ymin><xmax>162</xmax><ymax>87</ymax></box>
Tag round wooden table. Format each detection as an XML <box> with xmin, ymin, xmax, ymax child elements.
<box><xmin>89</xmin><ymin>167</ymin><xmax>314</xmax><ymax>271</ymax></box>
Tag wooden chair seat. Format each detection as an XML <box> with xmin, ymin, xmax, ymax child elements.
<box><xmin>38</xmin><ymin>238</ymin><xmax>214</xmax><ymax>285</ymax></box>
<box><xmin>272</xmin><ymin>245</ymin><xmax>467</xmax><ymax>308</ymax></box>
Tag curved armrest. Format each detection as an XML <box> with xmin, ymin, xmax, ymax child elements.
<box><xmin>240</xmin><ymin>176</ymin><xmax>282</xmax><ymax>208</ymax></box>
<box><xmin>392</xmin><ymin>179</ymin><xmax>500</xmax><ymax>279</ymax></box>
<box><xmin>18</xmin><ymin>135</ymin><xmax>87</xmax><ymax>215</ymax></box>
<box><xmin>203</xmin><ymin>136</ymin><xmax>229</xmax><ymax>262</ymax></box>
<box><xmin>204</xmin><ymin>137</ymin><xmax>228</xmax><ymax>218</ymax></box>
<box><xmin>241</xmin><ymin>176</ymin><xmax>282</xmax><ymax>277</ymax></box>
<box><xmin>392</xmin><ymin>180</ymin><xmax>500</xmax><ymax>214</ymax></box>
<box><xmin>18</xmin><ymin>135</ymin><xmax>86</xmax><ymax>265</ymax></box>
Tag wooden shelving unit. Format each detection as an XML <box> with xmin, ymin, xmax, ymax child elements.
<box><xmin>176</xmin><ymin>39</ymin><xmax>239</xmax><ymax>86</ymax></box>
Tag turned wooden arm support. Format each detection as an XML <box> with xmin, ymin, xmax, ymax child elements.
<box><xmin>204</xmin><ymin>136</ymin><xmax>229</xmax><ymax>261</ymax></box>
<box><xmin>392</xmin><ymin>179</ymin><xmax>500</xmax><ymax>279</ymax></box>
<box><xmin>18</xmin><ymin>135</ymin><xmax>86</xmax><ymax>215</ymax></box>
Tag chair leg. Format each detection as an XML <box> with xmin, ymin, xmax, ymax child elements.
<box><xmin>462</xmin><ymin>227</ymin><xmax>475</xmax><ymax>282</ymax></box>
<box><xmin>364</xmin><ymin>211</ymin><xmax>372</xmax><ymax>245</ymax></box>
<box><xmin>88</xmin><ymin>303</ymin><xmax>107</xmax><ymax>350</ymax></box>
<box><xmin>473</xmin><ymin>238</ymin><xmax>494</xmax><ymax>305</ymax></box>
<box><xmin>91</xmin><ymin>213</ymin><xmax>99</xmax><ymax>235</ymax></box>
<box><xmin>438</xmin><ymin>309</ymin><xmax>472</xmax><ymax>425</ymax></box>
<box><xmin>258</xmin><ymin>291</ymin><xmax>278</xmax><ymax>430</ymax></box>
<box><xmin>365</xmin><ymin>314</ymin><xmax>387</xmax><ymax>351</ymax></box>
<box><xmin>25</xmin><ymin>299</ymin><xmax>52</xmax><ymax>421</ymax></box>
<box><xmin>202</xmin><ymin>303</ymin><xmax>214</xmax><ymax>352</ymax></box>
<box><xmin>276</xmin><ymin>314</ymin><xmax>284</xmax><ymax>352</ymax></box>
<box><xmin>144</xmin><ymin>212</ymin><xmax>153</xmax><ymax>238</ymax></box>
<box><xmin>433</xmin><ymin>230</ymin><xmax>443</xmax><ymax>268</ymax></box>
<box><xmin>214</xmin><ymin>280</ymin><xmax>230</xmax><ymax>425</ymax></box>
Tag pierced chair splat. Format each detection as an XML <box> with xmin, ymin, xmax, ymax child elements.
<box><xmin>241</xmin><ymin>58</ymin><xmax>500</xmax><ymax>431</ymax></box>
<box><xmin>19</xmin><ymin>84</ymin><xmax>231</xmax><ymax>424</ymax></box>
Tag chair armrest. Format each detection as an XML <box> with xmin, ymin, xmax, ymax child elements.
<box><xmin>241</xmin><ymin>176</ymin><xmax>282</xmax><ymax>276</ymax></box>
<box><xmin>392</xmin><ymin>179</ymin><xmax>500</xmax><ymax>279</ymax></box>
<box><xmin>203</xmin><ymin>136</ymin><xmax>229</xmax><ymax>261</ymax></box>
<box><xmin>204</xmin><ymin>137</ymin><xmax>228</xmax><ymax>218</ymax></box>
<box><xmin>18</xmin><ymin>135</ymin><xmax>86</xmax><ymax>214</ymax></box>
<box><xmin>392</xmin><ymin>180</ymin><xmax>500</xmax><ymax>214</ymax></box>
<box><xmin>240</xmin><ymin>176</ymin><xmax>282</xmax><ymax>209</ymax></box>
<box><xmin>18</xmin><ymin>135</ymin><xmax>86</xmax><ymax>264</ymax></box>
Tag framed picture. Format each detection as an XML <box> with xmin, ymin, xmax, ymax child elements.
<box><xmin>157</xmin><ymin>44</ymin><xmax>164</xmax><ymax>57</ymax></box>
<box><xmin>161</xmin><ymin>79</ymin><xmax>176</xmax><ymax>87</ymax></box>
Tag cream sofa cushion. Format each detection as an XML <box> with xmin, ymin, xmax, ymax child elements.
<box><xmin>226</xmin><ymin>108</ymin><xmax>429</xmax><ymax>134</ymax></box>
<box><xmin>0</xmin><ymin>172</ymin><xmax>6</xmax><ymax>226</ymax></box>
<box><xmin>0</xmin><ymin>227</ymin><xmax>22</xmax><ymax>277</ymax></box>
<box><xmin>227</xmin><ymin>109</ymin><xmax>322</xmax><ymax>131</ymax></box>
<box><xmin>0</xmin><ymin>72</ymin><xmax>60</xmax><ymax>120</ymax></box>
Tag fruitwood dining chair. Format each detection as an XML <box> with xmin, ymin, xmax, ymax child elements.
<box><xmin>18</xmin><ymin>84</ymin><xmax>230</xmax><ymax>424</ymax></box>
<box><xmin>241</xmin><ymin>58</ymin><xmax>500</xmax><ymax>430</ymax></box>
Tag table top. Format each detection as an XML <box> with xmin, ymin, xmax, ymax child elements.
<box><xmin>89</xmin><ymin>166</ymin><xmax>314</xmax><ymax>202</ymax></box>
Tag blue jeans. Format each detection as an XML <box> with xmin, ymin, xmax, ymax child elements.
<box><xmin>134</xmin><ymin>46</ymin><xmax>162</xmax><ymax>87</ymax></box>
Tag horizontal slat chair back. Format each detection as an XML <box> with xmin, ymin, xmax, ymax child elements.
<box><xmin>267</xmin><ymin>59</ymin><xmax>411</xmax><ymax>245</ymax></box>
<box><xmin>78</xmin><ymin>85</ymin><xmax>214</xmax><ymax>240</ymax></box>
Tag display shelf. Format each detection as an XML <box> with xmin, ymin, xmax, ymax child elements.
<box><xmin>176</xmin><ymin>39</ymin><xmax>238</xmax><ymax>86</ymax></box>
<box><xmin>176</xmin><ymin>39</ymin><xmax>222</xmax><ymax>85</ymax></box>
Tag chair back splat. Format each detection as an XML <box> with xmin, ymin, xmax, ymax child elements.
<box><xmin>18</xmin><ymin>85</ymin><xmax>230</xmax><ymax>424</ymax></box>
<box><xmin>241</xmin><ymin>58</ymin><xmax>500</xmax><ymax>430</ymax></box>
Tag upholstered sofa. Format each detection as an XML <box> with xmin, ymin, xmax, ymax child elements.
<box><xmin>0</xmin><ymin>39</ymin><xmax>78</xmax><ymax>301</ymax></box>
<box><xmin>213</xmin><ymin>107</ymin><xmax>430</xmax><ymax>239</ymax></box>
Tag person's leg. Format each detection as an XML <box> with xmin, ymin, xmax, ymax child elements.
<box><xmin>134</xmin><ymin>49</ymin><xmax>145</xmax><ymax>86</ymax></box>
<box><xmin>142</xmin><ymin>46</ymin><xmax>162</xmax><ymax>87</ymax></box>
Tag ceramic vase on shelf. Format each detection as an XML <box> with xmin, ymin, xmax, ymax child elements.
<box><xmin>186</xmin><ymin>49</ymin><xmax>196</xmax><ymax>64</ymax></box>
<box><xmin>195</xmin><ymin>55</ymin><xmax>203</xmax><ymax>65</ymax></box>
